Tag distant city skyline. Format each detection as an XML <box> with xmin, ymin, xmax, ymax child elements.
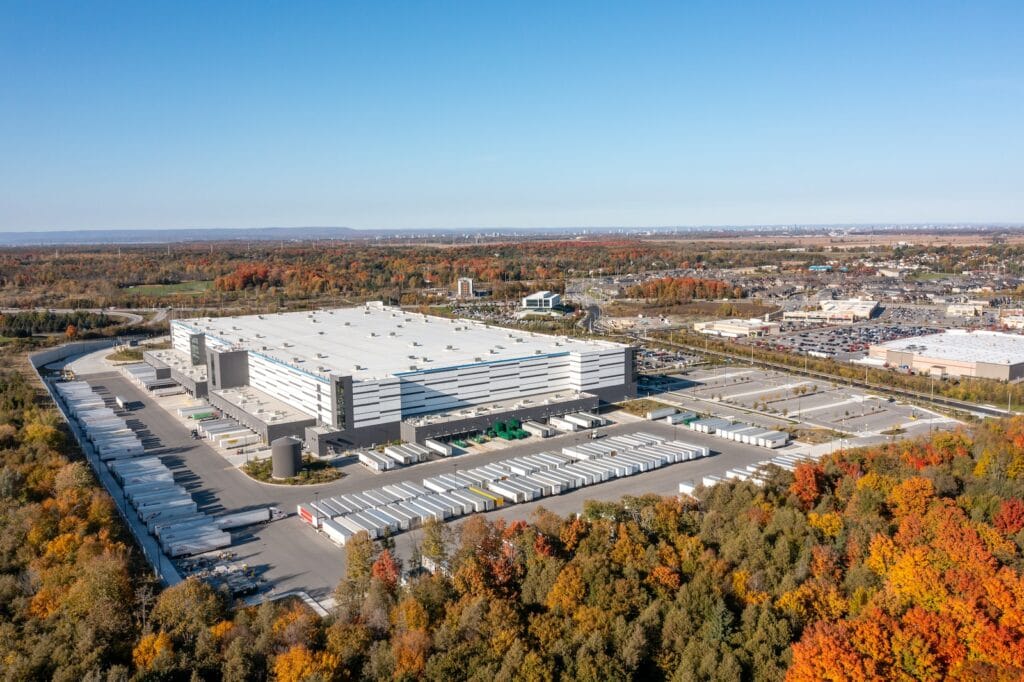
<box><xmin>2</xmin><ymin>1</ymin><xmax>1022</xmax><ymax>231</ymax></box>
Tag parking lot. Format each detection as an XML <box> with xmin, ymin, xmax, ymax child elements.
<box><xmin>643</xmin><ymin>366</ymin><xmax>958</xmax><ymax>440</ymax></box>
<box><xmin>758</xmin><ymin>323</ymin><xmax>941</xmax><ymax>360</ymax></box>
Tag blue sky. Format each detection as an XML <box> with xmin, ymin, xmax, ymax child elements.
<box><xmin>1</xmin><ymin>1</ymin><xmax>1021</xmax><ymax>231</ymax></box>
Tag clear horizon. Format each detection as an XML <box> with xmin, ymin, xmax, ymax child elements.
<box><xmin>2</xmin><ymin>1</ymin><xmax>1022</xmax><ymax>231</ymax></box>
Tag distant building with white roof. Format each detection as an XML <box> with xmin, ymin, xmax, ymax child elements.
<box><xmin>522</xmin><ymin>291</ymin><xmax>562</xmax><ymax>310</ymax></box>
<box><xmin>868</xmin><ymin>329</ymin><xmax>1024</xmax><ymax>380</ymax></box>
<box><xmin>783</xmin><ymin>299</ymin><xmax>879</xmax><ymax>324</ymax></box>
<box><xmin>693</xmin><ymin>318</ymin><xmax>780</xmax><ymax>338</ymax></box>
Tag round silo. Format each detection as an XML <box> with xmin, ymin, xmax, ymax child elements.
<box><xmin>271</xmin><ymin>436</ymin><xmax>302</xmax><ymax>478</ymax></box>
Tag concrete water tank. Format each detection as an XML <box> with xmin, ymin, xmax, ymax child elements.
<box><xmin>271</xmin><ymin>436</ymin><xmax>303</xmax><ymax>478</ymax></box>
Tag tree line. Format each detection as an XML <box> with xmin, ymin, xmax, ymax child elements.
<box><xmin>623</xmin><ymin>276</ymin><xmax>744</xmax><ymax>303</ymax></box>
<box><xmin>0</xmin><ymin>311</ymin><xmax>115</xmax><ymax>338</ymax></box>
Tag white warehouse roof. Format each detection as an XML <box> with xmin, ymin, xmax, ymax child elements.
<box><xmin>175</xmin><ymin>302</ymin><xmax>625</xmax><ymax>381</ymax></box>
<box><xmin>875</xmin><ymin>329</ymin><xmax>1024</xmax><ymax>366</ymax></box>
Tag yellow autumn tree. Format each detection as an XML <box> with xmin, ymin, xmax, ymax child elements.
<box><xmin>133</xmin><ymin>631</ymin><xmax>173</xmax><ymax>671</ymax></box>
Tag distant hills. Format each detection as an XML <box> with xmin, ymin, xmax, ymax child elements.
<box><xmin>0</xmin><ymin>224</ymin><xmax>1020</xmax><ymax>246</ymax></box>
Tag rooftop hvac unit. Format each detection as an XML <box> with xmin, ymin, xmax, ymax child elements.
<box><xmin>343</xmin><ymin>321</ymin><xmax>350</xmax><ymax>326</ymax></box>
<box><xmin>318</xmin><ymin>331</ymin><xmax>324</xmax><ymax>335</ymax></box>
<box><xmin>316</xmin><ymin>353</ymin><xmax>327</xmax><ymax>358</ymax></box>
<box><xmin>283</xmin><ymin>342</ymin><xmax>292</xmax><ymax>347</ymax></box>
<box><xmin>534</xmin><ymin>349</ymin><xmax>543</xmax><ymax>354</ymax></box>
<box><xmin>445</xmin><ymin>345</ymin><xmax>454</xmax><ymax>350</ymax></box>
<box><xmin>369</xmin><ymin>332</ymin><xmax>377</xmax><ymax>337</ymax></box>
<box><xmin>353</xmin><ymin>365</ymin><xmax>363</xmax><ymax>371</ymax></box>
<box><xmin>388</xmin><ymin>331</ymin><xmax>396</xmax><ymax>336</ymax></box>
<box><xmin>261</xmin><ymin>346</ymin><xmax>269</xmax><ymax>350</ymax></box>
<box><xmin>409</xmin><ymin>365</ymin><xmax>418</xmax><ymax>370</ymax></box>
<box><xmin>474</xmin><ymin>357</ymin><xmax>482</xmax><ymax>362</ymax></box>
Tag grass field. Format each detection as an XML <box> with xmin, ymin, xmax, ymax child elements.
<box><xmin>106</xmin><ymin>348</ymin><xmax>144</xmax><ymax>362</ymax></box>
<box><xmin>908</xmin><ymin>271</ymin><xmax>955</xmax><ymax>282</ymax></box>
<box><xmin>125</xmin><ymin>281</ymin><xmax>212</xmax><ymax>295</ymax></box>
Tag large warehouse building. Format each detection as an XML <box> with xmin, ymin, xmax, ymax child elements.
<box><xmin>868</xmin><ymin>329</ymin><xmax>1024</xmax><ymax>380</ymax></box>
<box><xmin>156</xmin><ymin>302</ymin><xmax>636</xmax><ymax>449</ymax></box>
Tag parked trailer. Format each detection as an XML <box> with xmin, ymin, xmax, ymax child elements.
<box><xmin>449</xmin><ymin>489</ymin><xmax>492</xmax><ymax>513</ymax></box>
<box><xmin>146</xmin><ymin>505</ymin><xmax>204</xmax><ymax>532</ymax></box>
<box><xmin>646</xmin><ymin>406</ymin><xmax>677</xmax><ymax>421</ymax></box>
<box><xmin>486</xmin><ymin>481</ymin><xmax>525</xmax><ymax>504</ymax></box>
<box><xmin>404</xmin><ymin>443</ymin><xmax>431</xmax><ymax>460</ymax></box>
<box><xmin>424</xmin><ymin>438</ymin><xmax>454</xmax><ymax>456</ymax></box>
<box><xmin>165</xmin><ymin>531</ymin><xmax>232</xmax><ymax>558</ymax></box>
<box><xmin>358</xmin><ymin>451</ymin><xmax>394</xmax><ymax>472</ymax></box>
<box><xmin>383</xmin><ymin>445</ymin><xmax>415</xmax><ymax>466</ymax></box>
<box><xmin>158</xmin><ymin>522</ymin><xmax>221</xmax><ymax>546</ymax></box>
<box><xmin>548</xmin><ymin>416</ymin><xmax>578</xmax><ymax>432</ymax></box>
<box><xmin>382</xmin><ymin>484</ymin><xmax>417</xmax><ymax>501</ymax></box>
<box><xmin>320</xmin><ymin>517</ymin><xmax>353</xmax><ymax>546</ymax></box>
<box><xmin>335</xmin><ymin>514</ymin><xmax>381</xmax><ymax>539</ymax></box>
<box><xmin>215</xmin><ymin>507</ymin><xmax>272</xmax><ymax>529</ymax></box>
<box><xmin>151</xmin><ymin>515</ymin><xmax>210</xmax><ymax>538</ymax></box>
<box><xmin>565</xmin><ymin>413</ymin><xmax>600</xmax><ymax>429</ymax></box>
<box><xmin>665</xmin><ymin>411</ymin><xmax>698</xmax><ymax>425</ymax></box>
<box><xmin>128</xmin><ymin>485</ymin><xmax>189</xmax><ymax>506</ymax></box>
<box><xmin>139</xmin><ymin>499</ymin><xmax>199</xmax><ymax>523</ymax></box>
<box><xmin>522</xmin><ymin>421</ymin><xmax>554</xmax><ymax>437</ymax></box>
<box><xmin>297</xmin><ymin>504</ymin><xmax>320</xmax><ymax>528</ymax></box>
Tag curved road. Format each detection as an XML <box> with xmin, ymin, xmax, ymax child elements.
<box><xmin>1</xmin><ymin>307</ymin><xmax>146</xmax><ymax>325</ymax></box>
